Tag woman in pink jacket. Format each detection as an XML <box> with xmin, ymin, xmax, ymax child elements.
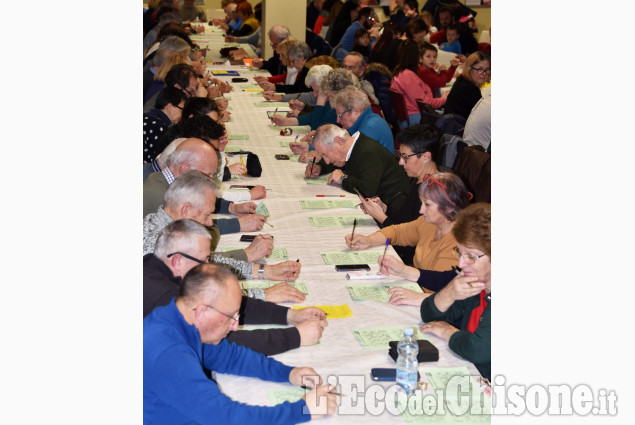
<box><xmin>390</xmin><ymin>40</ymin><xmax>447</xmax><ymax>129</ymax></box>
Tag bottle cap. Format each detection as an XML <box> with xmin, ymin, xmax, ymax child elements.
<box><xmin>404</xmin><ymin>327</ymin><xmax>414</xmax><ymax>336</ymax></box>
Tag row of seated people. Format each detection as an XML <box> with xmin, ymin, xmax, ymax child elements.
<box><xmin>141</xmin><ymin>5</ymin><xmax>491</xmax><ymax>424</ymax></box>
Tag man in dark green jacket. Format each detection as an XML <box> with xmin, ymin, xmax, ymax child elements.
<box><xmin>305</xmin><ymin>124</ymin><xmax>410</xmax><ymax>211</ymax></box>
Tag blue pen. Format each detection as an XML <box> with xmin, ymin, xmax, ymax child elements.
<box><xmin>378</xmin><ymin>238</ymin><xmax>390</xmax><ymax>275</ymax></box>
<box><xmin>294</xmin><ymin>135</ymin><xmax>298</xmax><ymax>143</ymax></box>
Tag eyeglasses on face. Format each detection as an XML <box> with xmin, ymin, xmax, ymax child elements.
<box><xmin>166</xmin><ymin>251</ymin><xmax>211</xmax><ymax>264</ymax></box>
<box><xmin>470</xmin><ymin>67</ymin><xmax>491</xmax><ymax>75</ymax></box>
<box><xmin>451</xmin><ymin>246</ymin><xmax>487</xmax><ymax>264</ymax></box>
<box><xmin>195</xmin><ymin>304</ymin><xmax>240</xmax><ymax>322</ymax></box>
<box><xmin>336</xmin><ymin>109</ymin><xmax>352</xmax><ymax>119</ymax></box>
<box><xmin>398</xmin><ymin>151</ymin><xmax>421</xmax><ymax>161</ymax></box>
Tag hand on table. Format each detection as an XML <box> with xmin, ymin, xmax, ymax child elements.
<box><xmin>387</xmin><ymin>287</ymin><xmax>430</xmax><ymax>307</ymax></box>
<box><xmin>207</xmin><ymin>85</ymin><xmax>222</xmax><ymax>98</ymax></box>
<box><xmin>327</xmin><ymin>170</ymin><xmax>345</xmax><ymax>186</ymax></box>
<box><xmin>289</xmin><ymin>367</ymin><xmax>321</xmax><ymax>388</ymax></box>
<box><xmin>224</xmin><ymin>35</ymin><xmax>238</xmax><ymax>42</ymax></box>
<box><xmin>304</xmin><ymin>385</ymin><xmax>338</xmax><ymax>419</ymax></box>
<box><xmin>264</xmin><ymin>282</ymin><xmax>305</xmax><ymax>302</ymax></box>
<box><xmin>252</xmin><ymin>58</ymin><xmax>263</xmax><ymax>68</ymax></box>
<box><xmin>238</xmin><ymin>214</ymin><xmax>266</xmax><ymax>231</ymax></box>
<box><xmin>221</xmin><ymin>110</ymin><xmax>232</xmax><ymax>121</ymax></box>
<box><xmin>289</xmin><ymin>141</ymin><xmax>309</xmax><ymax>154</ymax></box>
<box><xmin>296</xmin><ymin>318</ymin><xmax>328</xmax><ymax>346</ymax></box>
<box><xmin>304</xmin><ymin>162</ymin><xmax>321</xmax><ymax>178</ymax></box>
<box><xmin>271</xmin><ymin>115</ymin><xmax>297</xmax><ymax>126</ymax></box>
<box><xmin>229</xmin><ymin>201</ymin><xmax>257</xmax><ymax>215</ymax></box>
<box><xmin>254</xmin><ymin>75</ymin><xmax>268</xmax><ymax>84</ymax></box>
<box><xmin>263</xmin><ymin>91</ymin><xmax>282</xmax><ymax>101</ymax></box>
<box><xmin>287</xmin><ymin>307</ymin><xmax>326</xmax><ymax>324</ymax></box>
<box><xmin>288</xmin><ymin>99</ymin><xmax>305</xmax><ymax>112</ymax></box>
<box><xmin>420</xmin><ymin>320</ymin><xmax>459</xmax><ymax>341</ymax></box>
<box><xmin>228</xmin><ymin>163</ymin><xmax>247</xmax><ymax>176</ymax></box>
<box><xmin>215</xmin><ymin>97</ymin><xmax>229</xmax><ymax>110</ymax></box>
<box><xmin>300</xmin><ymin>130</ymin><xmax>315</xmax><ymax>142</ymax></box>
<box><xmin>265</xmin><ymin>261</ymin><xmax>302</xmax><ymax>282</ymax></box>
<box><xmin>260</xmin><ymin>82</ymin><xmax>275</xmax><ymax>92</ymax></box>
<box><xmin>244</xmin><ymin>234</ymin><xmax>274</xmax><ymax>262</ymax></box>
<box><xmin>345</xmin><ymin>234</ymin><xmax>373</xmax><ymax>250</ymax></box>
<box><xmin>299</xmin><ymin>151</ymin><xmax>319</xmax><ymax>163</ymax></box>
<box><xmin>249</xmin><ymin>185</ymin><xmax>267</xmax><ymax>200</ymax></box>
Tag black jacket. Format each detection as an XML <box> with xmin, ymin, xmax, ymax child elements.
<box><xmin>143</xmin><ymin>254</ymin><xmax>301</xmax><ymax>355</ymax></box>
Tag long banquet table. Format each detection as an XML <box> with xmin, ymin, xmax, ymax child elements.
<box><xmin>185</xmin><ymin>24</ymin><xmax>491</xmax><ymax>425</ymax></box>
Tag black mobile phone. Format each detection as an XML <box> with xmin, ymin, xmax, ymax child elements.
<box><xmin>335</xmin><ymin>264</ymin><xmax>370</xmax><ymax>272</ymax></box>
<box><xmin>275</xmin><ymin>154</ymin><xmax>290</xmax><ymax>160</ymax></box>
<box><xmin>370</xmin><ymin>368</ymin><xmax>420</xmax><ymax>381</ymax></box>
<box><xmin>240</xmin><ymin>234</ymin><xmax>273</xmax><ymax>242</ymax></box>
<box><xmin>231</xmin><ymin>77</ymin><xmax>248</xmax><ymax>82</ymax></box>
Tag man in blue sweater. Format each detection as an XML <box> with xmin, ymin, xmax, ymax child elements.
<box><xmin>144</xmin><ymin>263</ymin><xmax>337</xmax><ymax>424</ymax></box>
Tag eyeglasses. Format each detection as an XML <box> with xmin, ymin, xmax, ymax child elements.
<box><xmin>398</xmin><ymin>151</ymin><xmax>421</xmax><ymax>161</ymax></box>
<box><xmin>174</xmin><ymin>105</ymin><xmax>183</xmax><ymax>110</ymax></box>
<box><xmin>166</xmin><ymin>251</ymin><xmax>211</xmax><ymax>264</ymax></box>
<box><xmin>183</xmin><ymin>87</ymin><xmax>195</xmax><ymax>97</ymax></box>
<box><xmin>470</xmin><ymin>67</ymin><xmax>491</xmax><ymax>75</ymax></box>
<box><xmin>422</xmin><ymin>174</ymin><xmax>447</xmax><ymax>190</ymax></box>
<box><xmin>342</xmin><ymin>64</ymin><xmax>360</xmax><ymax>70</ymax></box>
<box><xmin>337</xmin><ymin>109</ymin><xmax>352</xmax><ymax>119</ymax></box>
<box><xmin>197</xmin><ymin>304</ymin><xmax>240</xmax><ymax>322</ymax></box>
<box><xmin>451</xmin><ymin>246</ymin><xmax>487</xmax><ymax>264</ymax></box>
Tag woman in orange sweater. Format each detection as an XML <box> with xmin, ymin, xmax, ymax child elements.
<box><xmin>346</xmin><ymin>172</ymin><xmax>472</xmax><ymax>274</ymax></box>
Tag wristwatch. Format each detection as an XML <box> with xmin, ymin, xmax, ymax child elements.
<box><xmin>258</xmin><ymin>263</ymin><xmax>265</xmax><ymax>280</ymax></box>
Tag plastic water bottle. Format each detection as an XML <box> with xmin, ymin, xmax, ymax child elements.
<box><xmin>396</xmin><ymin>328</ymin><xmax>419</xmax><ymax>395</ymax></box>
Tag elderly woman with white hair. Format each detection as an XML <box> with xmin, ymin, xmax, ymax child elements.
<box><xmin>269</xmin><ymin>65</ymin><xmax>336</xmax><ymax>130</ymax></box>
<box><xmin>332</xmin><ymin>86</ymin><xmax>394</xmax><ymax>154</ymax></box>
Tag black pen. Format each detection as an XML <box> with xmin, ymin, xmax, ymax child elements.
<box><xmin>310</xmin><ymin>157</ymin><xmax>316</xmax><ymax>175</ymax></box>
<box><xmin>296</xmin><ymin>258</ymin><xmax>300</xmax><ymax>262</ymax></box>
<box><xmin>351</xmin><ymin>218</ymin><xmax>357</xmax><ymax>239</ymax></box>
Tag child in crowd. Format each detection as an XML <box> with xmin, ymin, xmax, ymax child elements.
<box><xmin>417</xmin><ymin>42</ymin><xmax>460</xmax><ymax>91</ymax></box>
<box><xmin>439</xmin><ymin>24</ymin><xmax>461</xmax><ymax>54</ymax></box>
<box><xmin>390</xmin><ymin>40</ymin><xmax>447</xmax><ymax>128</ymax></box>
<box><xmin>351</xmin><ymin>29</ymin><xmax>371</xmax><ymax>61</ymax></box>
<box><xmin>420</xmin><ymin>10</ymin><xmax>437</xmax><ymax>42</ymax></box>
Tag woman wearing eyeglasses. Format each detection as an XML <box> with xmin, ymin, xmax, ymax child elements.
<box><xmin>443</xmin><ymin>51</ymin><xmax>491</xmax><ymax>120</ymax></box>
<box><xmin>347</xmin><ymin>171</ymin><xmax>471</xmax><ymax>284</ymax></box>
<box><xmin>419</xmin><ymin>203</ymin><xmax>491</xmax><ymax>381</ymax></box>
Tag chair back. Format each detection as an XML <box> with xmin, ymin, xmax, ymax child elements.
<box><xmin>452</xmin><ymin>145</ymin><xmax>491</xmax><ymax>203</ymax></box>
<box><xmin>389</xmin><ymin>89</ymin><xmax>409</xmax><ymax>126</ymax></box>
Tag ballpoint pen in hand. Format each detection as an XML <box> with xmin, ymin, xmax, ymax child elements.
<box><xmin>378</xmin><ymin>238</ymin><xmax>390</xmax><ymax>275</ymax></box>
<box><xmin>351</xmin><ymin>218</ymin><xmax>357</xmax><ymax>239</ymax></box>
<box><xmin>310</xmin><ymin>157</ymin><xmax>316</xmax><ymax>176</ymax></box>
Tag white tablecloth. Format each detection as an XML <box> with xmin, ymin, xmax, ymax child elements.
<box><xmin>201</xmin><ymin>65</ymin><xmax>488</xmax><ymax>424</ymax></box>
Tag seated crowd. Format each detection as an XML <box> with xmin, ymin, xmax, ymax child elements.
<box><xmin>143</xmin><ymin>1</ymin><xmax>491</xmax><ymax>423</ymax></box>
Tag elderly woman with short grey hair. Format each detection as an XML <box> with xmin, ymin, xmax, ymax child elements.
<box><xmin>332</xmin><ymin>86</ymin><xmax>394</xmax><ymax>154</ymax></box>
<box><xmin>263</xmin><ymin>41</ymin><xmax>313</xmax><ymax>94</ymax></box>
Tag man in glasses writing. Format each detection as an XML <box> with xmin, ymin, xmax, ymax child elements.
<box><xmin>144</xmin><ymin>263</ymin><xmax>336</xmax><ymax>424</ymax></box>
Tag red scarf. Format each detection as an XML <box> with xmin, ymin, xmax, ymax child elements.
<box><xmin>467</xmin><ymin>291</ymin><xmax>488</xmax><ymax>333</ymax></box>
